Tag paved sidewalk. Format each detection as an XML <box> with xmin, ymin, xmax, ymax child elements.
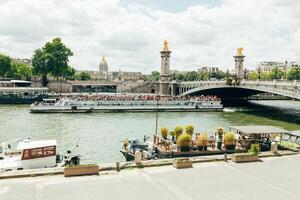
<box><xmin>1</xmin><ymin>155</ymin><xmax>300</xmax><ymax>200</ymax></box>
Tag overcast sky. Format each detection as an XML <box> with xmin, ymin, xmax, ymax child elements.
<box><xmin>0</xmin><ymin>0</ymin><xmax>300</xmax><ymax>73</ymax></box>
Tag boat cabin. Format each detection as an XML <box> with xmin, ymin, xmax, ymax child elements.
<box><xmin>17</xmin><ymin>139</ymin><xmax>57</xmax><ymax>170</ymax></box>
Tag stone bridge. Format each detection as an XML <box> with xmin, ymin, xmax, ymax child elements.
<box><xmin>179</xmin><ymin>80</ymin><xmax>300</xmax><ymax>100</ymax></box>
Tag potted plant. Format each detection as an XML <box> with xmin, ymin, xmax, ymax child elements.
<box><xmin>232</xmin><ymin>144</ymin><xmax>259</xmax><ymax>163</ymax></box>
<box><xmin>196</xmin><ymin>133</ymin><xmax>208</xmax><ymax>151</ymax></box>
<box><xmin>185</xmin><ymin>125</ymin><xmax>194</xmax><ymax>135</ymax></box>
<box><xmin>169</xmin><ymin>131</ymin><xmax>176</xmax><ymax>143</ymax></box>
<box><xmin>216</xmin><ymin>127</ymin><xmax>223</xmax><ymax>150</ymax></box>
<box><xmin>177</xmin><ymin>133</ymin><xmax>192</xmax><ymax>152</ymax></box>
<box><xmin>174</xmin><ymin>126</ymin><xmax>183</xmax><ymax>139</ymax></box>
<box><xmin>160</xmin><ymin>127</ymin><xmax>168</xmax><ymax>140</ymax></box>
<box><xmin>224</xmin><ymin>132</ymin><xmax>236</xmax><ymax>150</ymax></box>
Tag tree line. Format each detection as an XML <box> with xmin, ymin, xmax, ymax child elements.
<box><xmin>248</xmin><ymin>67</ymin><xmax>300</xmax><ymax>80</ymax></box>
<box><xmin>145</xmin><ymin>70</ymin><xmax>229</xmax><ymax>82</ymax></box>
<box><xmin>0</xmin><ymin>38</ymin><xmax>92</xmax><ymax>86</ymax></box>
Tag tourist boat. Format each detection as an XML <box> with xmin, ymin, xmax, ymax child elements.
<box><xmin>0</xmin><ymin>79</ymin><xmax>48</xmax><ymax>104</ymax></box>
<box><xmin>30</xmin><ymin>98</ymin><xmax>93</xmax><ymax>113</ymax></box>
<box><xmin>120</xmin><ymin>138</ymin><xmax>156</xmax><ymax>161</ymax></box>
<box><xmin>30</xmin><ymin>97</ymin><xmax>223</xmax><ymax>113</ymax></box>
<box><xmin>0</xmin><ymin>139</ymin><xmax>80</xmax><ymax>172</ymax></box>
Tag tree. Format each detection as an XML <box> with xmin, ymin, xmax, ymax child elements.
<box><xmin>63</xmin><ymin>66</ymin><xmax>76</xmax><ymax>80</ymax></box>
<box><xmin>145</xmin><ymin>71</ymin><xmax>160</xmax><ymax>81</ymax></box>
<box><xmin>248</xmin><ymin>71</ymin><xmax>258</xmax><ymax>80</ymax></box>
<box><xmin>44</xmin><ymin>38</ymin><xmax>73</xmax><ymax>79</ymax></box>
<box><xmin>12</xmin><ymin>61</ymin><xmax>32</xmax><ymax>81</ymax></box>
<box><xmin>287</xmin><ymin>67</ymin><xmax>300</xmax><ymax>80</ymax></box>
<box><xmin>32</xmin><ymin>49</ymin><xmax>49</xmax><ymax>86</ymax></box>
<box><xmin>0</xmin><ymin>54</ymin><xmax>12</xmax><ymax>78</ymax></box>
<box><xmin>269</xmin><ymin>68</ymin><xmax>283</xmax><ymax>80</ymax></box>
<box><xmin>75</xmin><ymin>72</ymin><xmax>91</xmax><ymax>81</ymax></box>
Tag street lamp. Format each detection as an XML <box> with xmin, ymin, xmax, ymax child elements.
<box><xmin>284</xmin><ymin>60</ymin><xmax>288</xmax><ymax>80</ymax></box>
<box><xmin>258</xmin><ymin>67</ymin><xmax>261</xmax><ymax>80</ymax></box>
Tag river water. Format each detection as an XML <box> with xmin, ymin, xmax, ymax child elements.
<box><xmin>0</xmin><ymin>100</ymin><xmax>299</xmax><ymax>163</ymax></box>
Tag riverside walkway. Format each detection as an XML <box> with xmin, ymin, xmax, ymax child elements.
<box><xmin>1</xmin><ymin>154</ymin><xmax>300</xmax><ymax>200</ymax></box>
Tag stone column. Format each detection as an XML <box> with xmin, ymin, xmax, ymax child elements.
<box><xmin>234</xmin><ymin>48</ymin><xmax>245</xmax><ymax>79</ymax></box>
<box><xmin>159</xmin><ymin>40</ymin><xmax>172</xmax><ymax>95</ymax></box>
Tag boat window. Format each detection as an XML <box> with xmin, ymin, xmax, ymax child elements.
<box><xmin>31</xmin><ymin>148</ymin><xmax>43</xmax><ymax>158</ymax></box>
<box><xmin>22</xmin><ymin>149</ymin><xmax>30</xmax><ymax>159</ymax></box>
<box><xmin>43</xmin><ymin>146</ymin><xmax>55</xmax><ymax>156</ymax></box>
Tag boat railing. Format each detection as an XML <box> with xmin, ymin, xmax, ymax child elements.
<box><xmin>153</xmin><ymin>135</ymin><xmax>172</xmax><ymax>151</ymax></box>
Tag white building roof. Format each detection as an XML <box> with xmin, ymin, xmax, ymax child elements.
<box><xmin>229</xmin><ymin>125</ymin><xmax>288</xmax><ymax>135</ymax></box>
<box><xmin>17</xmin><ymin>139</ymin><xmax>57</xmax><ymax>150</ymax></box>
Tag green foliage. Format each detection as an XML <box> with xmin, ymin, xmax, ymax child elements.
<box><xmin>287</xmin><ymin>67</ymin><xmax>300</xmax><ymax>80</ymax></box>
<box><xmin>248</xmin><ymin>144</ymin><xmax>260</xmax><ymax>155</ymax></box>
<box><xmin>269</xmin><ymin>68</ymin><xmax>283</xmax><ymax>80</ymax></box>
<box><xmin>32</xmin><ymin>37</ymin><xmax>73</xmax><ymax>86</ymax></box>
<box><xmin>75</xmin><ymin>72</ymin><xmax>91</xmax><ymax>81</ymax></box>
<box><xmin>169</xmin><ymin>131</ymin><xmax>176</xmax><ymax>137</ymax></box>
<box><xmin>224</xmin><ymin>132</ymin><xmax>235</xmax><ymax>145</ymax></box>
<box><xmin>32</xmin><ymin>49</ymin><xmax>49</xmax><ymax>86</ymax></box>
<box><xmin>160</xmin><ymin>127</ymin><xmax>168</xmax><ymax>139</ymax></box>
<box><xmin>185</xmin><ymin>125</ymin><xmax>194</xmax><ymax>135</ymax></box>
<box><xmin>174</xmin><ymin>126</ymin><xmax>183</xmax><ymax>138</ymax></box>
<box><xmin>44</xmin><ymin>38</ymin><xmax>73</xmax><ymax>79</ymax></box>
<box><xmin>12</xmin><ymin>61</ymin><xmax>32</xmax><ymax>81</ymax></box>
<box><xmin>248</xmin><ymin>71</ymin><xmax>258</xmax><ymax>80</ymax></box>
<box><xmin>176</xmin><ymin>133</ymin><xmax>192</xmax><ymax>147</ymax></box>
<box><xmin>145</xmin><ymin>71</ymin><xmax>160</xmax><ymax>81</ymax></box>
<box><xmin>0</xmin><ymin>54</ymin><xmax>12</xmax><ymax>77</ymax></box>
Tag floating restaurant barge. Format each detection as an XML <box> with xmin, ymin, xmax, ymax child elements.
<box><xmin>30</xmin><ymin>95</ymin><xmax>223</xmax><ymax>113</ymax></box>
<box><xmin>121</xmin><ymin>125</ymin><xmax>300</xmax><ymax>161</ymax></box>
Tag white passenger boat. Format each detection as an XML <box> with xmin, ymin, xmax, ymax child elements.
<box><xmin>30</xmin><ymin>98</ymin><xmax>223</xmax><ymax>113</ymax></box>
<box><xmin>0</xmin><ymin>139</ymin><xmax>80</xmax><ymax>172</ymax></box>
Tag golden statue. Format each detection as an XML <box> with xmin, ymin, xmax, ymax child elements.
<box><xmin>237</xmin><ymin>47</ymin><xmax>244</xmax><ymax>56</ymax></box>
<box><xmin>163</xmin><ymin>40</ymin><xmax>169</xmax><ymax>51</ymax></box>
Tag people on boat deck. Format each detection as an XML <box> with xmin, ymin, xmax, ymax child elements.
<box><xmin>57</xmin><ymin>94</ymin><xmax>220</xmax><ymax>102</ymax></box>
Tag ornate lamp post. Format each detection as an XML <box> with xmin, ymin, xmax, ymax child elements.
<box><xmin>284</xmin><ymin>60</ymin><xmax>288</xmax><ymax>80</ymax></box>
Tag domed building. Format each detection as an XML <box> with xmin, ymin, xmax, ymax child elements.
<box><xmin>99</xmin><ymin>56</ymin><xmax>108</xmax><ymax>80</ymax></box>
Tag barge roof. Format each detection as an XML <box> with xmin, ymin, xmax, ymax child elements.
<box><xmin>229</xmin><ymin>125</ymin><xmax>288</xmax><ymax>134</ymax></box>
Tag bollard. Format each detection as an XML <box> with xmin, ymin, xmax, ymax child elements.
<box><xmin>116</xmin><ymin>162</ymin><xmax>120</xmax><ymax>172</ymax></box>
<box><xmin>224</xmin><ymin>153</ymin><xmax>227</xmax><ymax>162</ymax></box>
<box><xmin>134</xmin><ymin>150</ymin><xmax>142</xmax><ymax>166</ymax></box>
<box><xmin>271</xmin><ymin>142</ymin><xmax>278</xmax><ymax>154</ymax></box>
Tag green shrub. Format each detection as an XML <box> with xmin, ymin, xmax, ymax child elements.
<box><xmin>224</xmin><ymin>132</ymin><xmax>235</xmax><ymax>145</ymax></box>
<box><xmin>177</xmin><ymin>133</ymin><xmax>192</xmax><ymax>147</ymax></box>
<box><xmin>248</xmin><ymin>144</ymin><xmax>260</xmax><ymax>155</ymax></box>
<box><xmin>169</xmin><ymin>131</ymin><xmax>176</xmax><ymax>137</ymax></box>
<box><xmin>174</xmin><ymin>126</ymin><xmax>183</xmax><ymax>138</ymax></box>
<box><xmin>160</xmin><ymin>127</ymin><xmax>168</xmax><ymax>139</ymax></box>
<box><xmin>185</xmin><ymin>125</ymin><xmax>194</xmax><ymax>135</ymax></box>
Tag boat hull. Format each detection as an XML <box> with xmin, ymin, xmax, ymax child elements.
<box><xmin>0</xmin><ymin>95</ymin><xmax>45</xmax><ymax>104</ymax></box>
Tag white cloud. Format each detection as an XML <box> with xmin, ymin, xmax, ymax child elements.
<box><xmin>0</xmin><ymin>0</ymin><xmax>299</xmax><ymax>72</ymax></box>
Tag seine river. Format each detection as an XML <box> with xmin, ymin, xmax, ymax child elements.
<box><xmin>0</xmin><ymin>100</ymin><xmax>300</xmax><ymax>163</ymax></box>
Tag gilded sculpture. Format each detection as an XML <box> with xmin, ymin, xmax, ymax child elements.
<box><xmin>237</xmin><ymin>47</ymin><xmax>244</xmax><ymax>56</ymax></box>
<box><xmin>163</xmin><ymin>40</ymin><xmax>169</xmax><ymax>51</ymax></box>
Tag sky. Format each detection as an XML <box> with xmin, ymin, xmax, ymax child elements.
<box><xmin>0</xmin><ymin>0</ymin><xmax>300</xmax><ymax>73</ymax></box>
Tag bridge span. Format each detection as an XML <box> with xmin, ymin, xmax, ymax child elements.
<box><xmin>179</xmin><ymin>80</ymin><xmax>300</xmax><ymax>100</ymax></box>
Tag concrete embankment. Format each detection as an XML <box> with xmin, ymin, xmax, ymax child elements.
<box><xmin>0</xmin><ymin>150</ymin><xmax>298</xmax><ymax>180</ymax></box>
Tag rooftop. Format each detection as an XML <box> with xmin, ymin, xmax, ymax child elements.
<box><xmin>17</xmin><ymin>139</ymin><xmax>57</xmax><ymax>150</ymax></box>
<box><xmin>229</xmin><ymin>125</ymin><xmax>288</xmax><ymax>135</ymax></box>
